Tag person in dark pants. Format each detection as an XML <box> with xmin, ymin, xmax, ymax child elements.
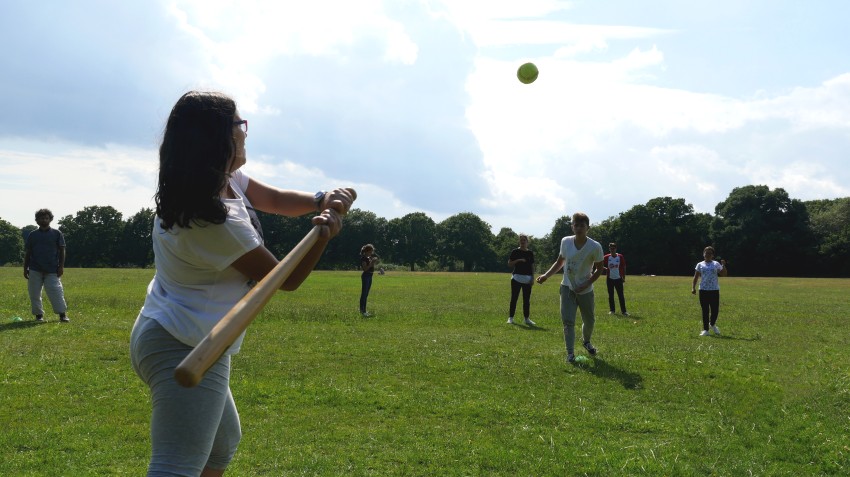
<box><xmin>507</xmin><ymin>234</ymin><xmax>535</xmax><ymax>326</ymax></box>
<box><xmin>691</xmin><ymin>246</ymin><xmax>728</xmax><ymax>336</ymax></box>
<box><xmin>603</xmin><ymin>242</ymin><xmax>629</xmax><ymax>316</ymax></box>
<box><xmin>359</xmin><ymin>244</ymin><xmax>379</xmax><ymax>317</ymax></box>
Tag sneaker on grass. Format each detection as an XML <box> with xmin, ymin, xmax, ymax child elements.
<box><xmin>582</xmin><ymin>341</ymin><xmax>597</xmax><ymax>356</ymax></box>
<box><xmin>699</xmin><ymin>330</ymin><xmax>711</xmax><ymax>336</ymax></box>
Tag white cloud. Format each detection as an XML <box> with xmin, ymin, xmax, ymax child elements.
<box><xmin>1</xmin><ymin>141</ymin><xmax>157</xmax><ymax>227</ymax></box>
<box><xmin>2</xmin><ymin>0</ymin><xmax>850</xmax><ymax>238</ymax></box>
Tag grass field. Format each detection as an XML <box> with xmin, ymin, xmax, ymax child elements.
<box><xmin>1</xmin><ymin>268</ymin><xmax>848</xmax><ymax>476</ymax></box>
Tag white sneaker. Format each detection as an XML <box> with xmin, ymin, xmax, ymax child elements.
<box><xmin>699</xmin><ymin>330</ymin><xmax>710</xmax><ymax>336</ymax></box>
<box><xmin>524</xmin><ymin>318</ymin><xmax>536</xmax><ymax>326</ymax></box>
<box><xmin>507</xmin><ymin>317</ymin><xmax>514</xmax><ymax>324</ymax></box>
<box><xmin>711</xmin><ymin>325</ymin><xmax>721</xmax><ymax>335</ymax></box>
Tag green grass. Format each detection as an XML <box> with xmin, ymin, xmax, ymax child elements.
<box><xmin>1</xmin><ymin>269</ymin><xmax>848</xmax><ymax>476</ymax></box>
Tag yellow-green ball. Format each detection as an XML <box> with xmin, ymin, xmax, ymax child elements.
<box><xmin>517</xmin><ymin>62</ymin><xmax>539</xmax><ymax>84</ymax></box>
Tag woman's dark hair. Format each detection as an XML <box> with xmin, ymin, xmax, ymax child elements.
<box><xmin>155</xmin><ymin>91</ymin><xmax>237</xmax><ymax>229</ymax></box>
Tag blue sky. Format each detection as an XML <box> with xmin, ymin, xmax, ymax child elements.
<box><xmin>2</xmin><ymin>0</ymin><xmax>849</xmax><ymax>237</ymax></box>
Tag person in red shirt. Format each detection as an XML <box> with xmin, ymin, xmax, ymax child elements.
<box><xmin>603</xmin><ymin>243</ymin><xmax>629</xmax><ymax>316</ymax></box>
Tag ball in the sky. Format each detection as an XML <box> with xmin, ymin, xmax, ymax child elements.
<box><xmin>517</xmin><ymin>62</ymin><xmax>539</xmax><ymax>84</ymax></box>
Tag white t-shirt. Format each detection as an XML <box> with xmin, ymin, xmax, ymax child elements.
<box><xmin>606</xmin><ymin>254</ymin><xmax>622</xmax><ymax>280</ymax></box>
<box><xmin>560</xmin><ymin>235</ymin><xmax>604</xmax><ymax>294</ymax></box>
<box><xmin>695</xmin><ymin>260</ymin><xmax>724</xmax><ymax>291</ymax></box>
<box><xmin>141</xmin><ymin>170</ymin><xmax>263</xmax><ymax>354</ymax></box>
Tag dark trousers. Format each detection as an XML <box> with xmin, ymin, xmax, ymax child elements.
<box><xmin>606</xmin><ymin>277</ymin><xmax>627</xmax><ymax>313</ymax></box>
<box><xmin>698</xmin><ymin>289</ymin><xmax>720</xmax><ymax>330</ymax></box>
<box><xmin>360</xmin><ymin>273</ymin><xmax>373</xmax><ymax>313</ymax></box>
<box><xmin>509</xmin><ymin>279</ymin><xmax>532</xmax><ymax>318</ymax></box>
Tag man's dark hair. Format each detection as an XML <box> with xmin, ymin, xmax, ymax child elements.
<box><xmin>35</xmin><ymin>208</ymin><xmax>53</xmax><ymax>220</ymax></box>
<box><xmin>572</xmin><ymin>212</ymin><xmax>590</xmax><ymax>226</ymax></box>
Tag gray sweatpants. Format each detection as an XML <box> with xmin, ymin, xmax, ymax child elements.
<box><xmin>559</xmin><ymin>285</ymin><xmax>596</xmax><ymax>355</ymax></box>
<box><xmin>130</xmin><ymin>314</ymin><xmax>241</xmax><ymax>475</ymax></box>
<box><xmin>27</xmin><ymin>270</ymin><xmax>67</xmax><ymax>316</ymax></box>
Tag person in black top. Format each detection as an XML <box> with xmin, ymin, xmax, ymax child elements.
<box><xmin>507</xmin><ymin>234</ymin><xmax>535</xmax><ymax>326</ymax></box>
<box><xmin>359</xmin><ymin>244</ymin><xmax>379</xmax><ymax>317</ymax></box>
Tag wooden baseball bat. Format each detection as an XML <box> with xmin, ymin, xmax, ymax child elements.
<box><xmin>174</xmin><ymin>226</ymin><xmax>322</xmax><ymax>388</ymax></box>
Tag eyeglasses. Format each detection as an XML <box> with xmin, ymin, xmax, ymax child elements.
<box><xmin>233</xmin><ymin>119</ymin><xmax>248</xmax><ymax>133</ymax></box>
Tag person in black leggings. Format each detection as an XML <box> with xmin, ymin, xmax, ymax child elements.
<box><xmin>507</xmin><ymin>234</ymin><xmax>535</xmax><ymax>326</ymax></box>
<box><xmin>359</xmin><ymin>244</ymin><xmax>379</xmax><ymax>317</ymax></box>
<box><xmin>691</xmin><ymin>246</ymin><xmax>728</xmax><ymax>336</ymax></box>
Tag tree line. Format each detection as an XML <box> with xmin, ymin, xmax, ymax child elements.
<box><xmin>1</xmin><ymin>185</ymin><xmax>848</xmax><ymax>277</ymax></box>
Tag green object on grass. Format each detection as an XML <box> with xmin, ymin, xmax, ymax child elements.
<box><xmin>11</xmin><ymin>316</ymin><xmax>23</xmax><ymax>322</ymax></box>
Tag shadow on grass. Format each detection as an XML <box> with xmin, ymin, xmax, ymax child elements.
<box><xmin>517</xmin><ymin>323</ymin><xmax>549</xmax><ymax>332</ymax></box>
<box><xmin>574</xmin><ymin>356</ymin><xmax>643</xmax><ymax>390</ymax></box>
<box><xmin>712</xmin><ymin>334</ymin><xmax>762</xmax><ymax>342</ymax></box>
<box><xmin>604</xmin><ymin>312</ymin><xmax>642</xmax><ymax>321</ymax></box>
<box><xmin>0</xmin><ymin>320</ymin><xmax>43</xmax><ymax>332</ymax></box>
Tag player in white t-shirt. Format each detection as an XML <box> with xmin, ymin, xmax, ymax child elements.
<box><xmin>691</xmin><ymin>245</ymin><xmax>728</xmax><ymax>336</ymax></box>
<box><xmin>130</xmin><ymin>91</ymin><xmax>355</xmax><ymax>476</ymax></box>
<box><xmin>537</xmin><ymin>212</ymin><xmax>605</xmax><ymax>363</ymax></box>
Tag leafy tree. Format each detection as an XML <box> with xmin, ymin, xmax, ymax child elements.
<box><xmin>58</xmin><ymin>206</ymin><xmax>124</xmax><ymax>267</ymax></box>
<box><xmin>436</xmin><ymin>212</ymin><xmax>497</xmax><ymax>271</ymax></box>
<box><xmin>712</xmin><ymin>186</ymin><xmax>816</xmax><ymax>276</ymax></box>
<box><xmin>589</xmin><ymin>216</ymin><xmax>619</xmax><ymax>256</ymax></box>
<box><xmin>331</xmin><ymin>209</ymin><xmax>388</xmax><ymax>270</ymax></box>
<box><xmin>613</xmin><ymin>197</ymin><xmax>710</xmax><ymax>276</ymax></box>
<box><xmin>541</xmin><ymin>215</ymin><xmax>573</xmax><ymax>261</ymax></box>
<box><xmin>387</xmin><ymin>212</ymin><xmax>436</xmax><ymax>271</ymax></box>
<box><xmin>119</xmin><ymin>208</ymin><xmax>155</xmax><ymax>267</ymax></box>
<box><xmin>22</xmin><ymin>225</ymin><xmax>37</xmax><ymax>240</ymax></box>
<box><xmin>0</xmin><ymin>218</ymin><xmax>24</xmax><ymax>265</ymax></box>
<box><xmin>257</xmin><ymin>212</ymin><xmax>315</xmax><ymax>261</ymax></box>
<box><xmin>806</xmin><ymin>197</ymin><xmax>850</xmax><ymax>277</ymax></box>
<box><xmin>492</xmin><ymin>227</ymin><xmax>519</xmax><ymax>272</ymax></box>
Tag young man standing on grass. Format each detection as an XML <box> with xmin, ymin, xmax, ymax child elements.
<box><xmin>603</xmin><ymin>242</ymin><xmax>629</xmax><ymax>316</ymax></box>
<box><xmin>23</xmin><ymin>208</ymin><xmax>69</xmax><ymax>323</ymax></box>
<box><xmin>537</xmin><ymin>212</ymin><xmax>604</xmax><ymax>363</ymax></box>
